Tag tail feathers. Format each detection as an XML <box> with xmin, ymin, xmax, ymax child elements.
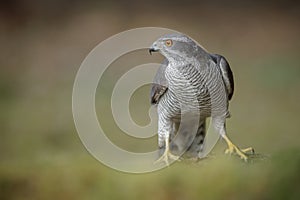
<box><xmin>168</xmin><ymin>119</ymin><xmax>206</xmax><ymax>158</ymax></box>
<box><xmin>185</xmin><ymin>120</ymin><xmax>206</xmax><ymax>158</ymax></box>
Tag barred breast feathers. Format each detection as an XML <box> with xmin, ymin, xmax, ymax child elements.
<box><xmin>162</xmin><ymin>60</ymin><xmax>229</xmax><ymax>118</ymax></box>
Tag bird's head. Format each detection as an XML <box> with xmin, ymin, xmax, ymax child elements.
<box><xmin>149</xmin><ymin>34</ymin><xmax>202</xmax><ymax>63</ymax></box>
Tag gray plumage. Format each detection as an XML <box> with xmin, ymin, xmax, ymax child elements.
<box><xmin>149</xmin><ymin>33</ymin><xmax>251</xmax><ymax>163</ymax></box>
<box><xmin>150</xmin><ymin>53</ymin><xmax>234</xmax><ymax>158</ymax></box>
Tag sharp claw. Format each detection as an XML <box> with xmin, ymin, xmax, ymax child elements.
<box><xmin>154</xmin><ymin>150</ymin><xmax>180</xmax><ymax>166</ymax></box>
<box><xmin>154</xmin><ymin>154</ymin><xmax>169</xmax><ymax>166</ymax></box>
<box><xmin>222</xmin><ymin>135</ymin><xmax>253</xmax><ymax>162</ymax></box>
<box><xmin>224</xmin><ymin>144</ymin><xmax>249</xmax><ymax>161</ymax></box>
<box><xmin>241</xmin><ymin>147</ymin><xmax>255</xmax><ymax>154</ymax></box>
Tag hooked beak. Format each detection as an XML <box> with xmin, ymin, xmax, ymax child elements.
<box><xmin>149</xmin><ymin>48</ymin><xmax>158</xmax><ymax>55</ymax></box>
<box><xmin>149</xmin><ymin>42</ymin><xmax>159</xmax><ymax>55</ymax></box>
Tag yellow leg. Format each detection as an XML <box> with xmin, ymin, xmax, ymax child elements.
<box><xmin>222</xmin><ymin>135</ymin><xmax>253</xmax><ymax>161</ymax></box>
<box><xmin>154</xmin><ymin>136</ymin><xmax>180</xmax><ymax>166</ymax></box>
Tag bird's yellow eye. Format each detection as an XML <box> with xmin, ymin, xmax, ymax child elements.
<box><xmin>165</xmin><ymin>39</ymin><xmax>173</xmax><ymax>47</ymax></box>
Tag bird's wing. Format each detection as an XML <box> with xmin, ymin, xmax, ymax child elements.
<box><xmin>150</xmin><ymin>59</ymin><xmax>168</xmax><ymax>105</ymax></box>
<box><xmin>210</xmin><ymin>54</ymin><xmax>234</xmax><ymax>100</ymax></box>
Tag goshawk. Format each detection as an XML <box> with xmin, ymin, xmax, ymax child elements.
<box><xmin>149</xmin><ymin>34</ymin><xmax>253</xmax><ymax>165</ymax></box>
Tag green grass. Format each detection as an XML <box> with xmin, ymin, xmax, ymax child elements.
<box><xmin>1</xmin><ymin>149</ymin><xmax>299</xmax><ymax>200</ymax></box>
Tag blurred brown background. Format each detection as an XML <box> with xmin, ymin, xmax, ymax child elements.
<box><xmin>1</xmin><ymin>0</ymin><xmax>300</xmax><ymax>200</ymax></box>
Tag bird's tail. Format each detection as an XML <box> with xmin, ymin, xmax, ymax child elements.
<box><xmin>185</xmin><ymin>119</ymin><xmax>206</xmax><ymax>158</ymax></box>
<box><xmin>168</xmin><ymin>119</ymin><xmax>206</xmax><ymax>158</ymax></box>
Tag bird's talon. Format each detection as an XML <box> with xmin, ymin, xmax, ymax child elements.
<box><xmin>241</xmin><ymin>147</ymin><xmax>255</xmax><ymax>154</ymax></box>
<box><xmin>239</xmin><ymin>153</ymin><xmax>248</xmax><ymax>161</ymax></box>
<box><xmin>154</xmin><ymin>155</ymin><xmax>169</xmax><ymax>166</ymax></box>
<box><xmin>168</xmin><ymin>153</ymin><xmax>180</xmax><ymax>161</ymax></box>
<box><xmin>223</xmin><ymin>135</ymin><xmax>251</xmax><ymax>162</ymax></box>
<box><xmin>224</xmin><ymin>147</ymin><xmax>234</xmax><ymax>155</ymax></box>
<box><xmin>224</xmin><ymin>143</ymin><xmax>249</xmax><ymax>161</ymax></box>
<box><xmin>154</xmin><ymin>150</ymin><xmax>180</xmax><ymax>166</ymax></box>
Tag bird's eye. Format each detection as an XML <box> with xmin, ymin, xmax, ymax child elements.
<box><xmin>165</xmin><ymin>39</ymin><xmax>173</xmax><ymax>47</ymax></box>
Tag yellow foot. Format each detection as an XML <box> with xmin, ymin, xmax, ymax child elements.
<box><xmin>241</xmin><ymin>147</ymin><xmax>255</xmax><ymax>154</ymax></box>
<box><xmin>154</xmin><ymin>150</ymin><xmax>180</xmax><ymax>166</ymax></box>
<box><xmin>222</xmin><ymin>135</ymin><xmax>253</xmax><ymax>161</ymax></box>
<box><xmin>225</xmin><ymin>144</ymin><xmax>248</xmax><ymax>161</ymax></box>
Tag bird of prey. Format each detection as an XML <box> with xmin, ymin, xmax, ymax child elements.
<box><xmin>149</xmin><ymin>34</ymin><xmax>253</xmax><ymax>165</ymax></box>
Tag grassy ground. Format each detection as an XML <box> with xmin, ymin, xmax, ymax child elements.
<box><xmin>1</xmin><ymin>1</ymin><xmax>300</xmax><ymax>199</ymax></box>
<box><xmin>1</xmin><ymin>150</ymin><xmax>299</xmax><ymax>200</ymax></box>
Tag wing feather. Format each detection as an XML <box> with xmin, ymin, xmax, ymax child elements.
<box><xmin>210</xmin><ymin>54</ymin><xmax>234</xmax><ymax>100</ymax></box>
<box><xmin>150</xmin><ymin>59</ymin><xmax>168</xmax><ymax>105</ymax></box>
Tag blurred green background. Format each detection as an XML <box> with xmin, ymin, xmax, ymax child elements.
<box><xmin>1</xmin><ymin>0</ymin><xmax>300</xmax><ymax>199</ymax></box>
